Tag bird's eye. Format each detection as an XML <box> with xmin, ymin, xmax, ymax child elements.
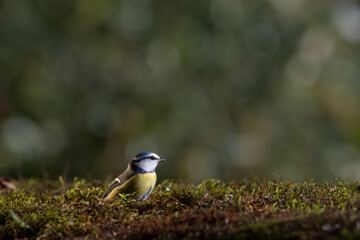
<box><xmin>150</xmin><ymin>156</ymin><xmax>156</xmax><ymax>160</ymax></box>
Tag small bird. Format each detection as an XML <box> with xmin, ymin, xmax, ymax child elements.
<box><xmin>102</xmin><ymin>152</ymin><xmax>165</xmax><ymax>201</ymax></box>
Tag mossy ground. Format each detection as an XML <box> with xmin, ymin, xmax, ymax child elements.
<box><xmin>1</xmin><ymin>178</ymin><xmax>360</xmax><ymax>239</ymax></box>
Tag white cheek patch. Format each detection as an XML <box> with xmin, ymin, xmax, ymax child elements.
<box><xmin>138</xmin><ymin>159</ymin><xmax>158</xmax><ymax>172</ymax></box>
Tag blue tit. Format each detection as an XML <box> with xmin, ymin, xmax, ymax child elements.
<box><xmin>102</xmin><ymin>152</ymin><xmax>165</xmax><ymax>201</ymax></box>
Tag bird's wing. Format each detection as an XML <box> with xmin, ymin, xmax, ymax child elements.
<box><xmin>102</xmin><ymin>170</ymin><xmax>135</xmax><ymax>199</ymax></box>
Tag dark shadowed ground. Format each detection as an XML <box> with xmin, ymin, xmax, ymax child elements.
<box><xmin>1</xmin><ymin>178</ymin><xmax>360</xmax><ymax>239</ymax></box>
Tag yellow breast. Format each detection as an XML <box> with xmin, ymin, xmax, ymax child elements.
<box><xmin>106</xmin><ymin>172</ymin><xmax>157</xmax><ymax>200</ymax></box>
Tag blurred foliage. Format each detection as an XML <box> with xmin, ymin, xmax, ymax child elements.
<box><xmin>1</xmin><ymin>0</ymin><xmax>360</xmax><ymax>181</ymax></box>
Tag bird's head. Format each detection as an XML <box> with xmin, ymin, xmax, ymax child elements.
<box><xmin>129</xmin><ymin>152</ymin><xmax>165</xmax><ymax>173</ymax></box>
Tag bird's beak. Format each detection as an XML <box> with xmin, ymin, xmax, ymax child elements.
<box><xmin>159</xmin><ymin>158</ymin><xmax>166</xmax><ymax>162</ymax></box>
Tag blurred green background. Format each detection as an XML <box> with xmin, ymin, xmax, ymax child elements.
<box><xmin>1</xmin><ymin>0</ymin><xmax>360</xmax><ymax>182</ymax></box>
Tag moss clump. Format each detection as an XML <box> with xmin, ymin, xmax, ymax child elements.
<box><xmin>0</xmin><ymin>178</ymin><xmax>359</xmax><ymax>239</ymax></box>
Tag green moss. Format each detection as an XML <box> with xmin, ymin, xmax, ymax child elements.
<box><xmin>0</xmin><ymin>178</ymin><xmax>359</xmax><ymax>239</ymax></box>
